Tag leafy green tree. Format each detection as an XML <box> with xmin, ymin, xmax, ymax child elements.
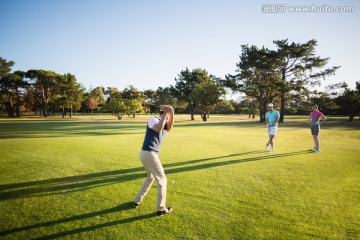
<box><xmin>59</xmin><ymin>74</ymin><xmax>83</xmax><ymax>117</ymax></box>
<box><xmin>310</xmin><ymin>90</ymin><xmax>339</xmax><ymax>114</ymax></box>
<box><xmin>247</xmin><ymin>98</ymin><xmax>257</xmax><ymax>119</ymax></box>
<box><xmin>0</xmin><ymin>57</ymin><xmax>14</xmax><ymax>77</ymax></box>
<box><xmin>333</xmin><ymin>81</ymin><xmax>360</xmax><ymax>121</ymax></box>
<box><xmin>171</xmin><ymin>68</ymin><xmax>217</xmax><ymax>120</ymax></box>
<box><xmin>12</xmin><ymin>71</ymin><xmax>29</xmax><ymax>117</ymax></box>
<box><xmin>121</xmin><ymin>85</ymin><xmax>145</xmax><ymax>100</ymax></box>
<box><xmin>105</xmin><ymin>87</ymin><xmax>121</xmax><ymax>102</ymax></box>
<box><xmin>26</xmin><ymin>70</ymin><xmax>60</xmax><ymax>117</ymax></box>
<box><xmin>190</xmin><ymin>80</ymin><xmax>225</xmax><ymax>121</ymax></box>
<box><xmin>225</xmin><ymin>45</ymin><xmax>281</xmax><ymax>122</ymax></box>
<box><xmin>213</xmin><ymin>99</ymin><xmax>235</xmax><ymax>114</ymax></box>
<box><xmin>101</xmin><ymin>98</ymin><xmax>126</xmax><ymax>119</ymax></box>
<box><xmin>272</xmin><ymin>39</ymin><xmax>340</xmax><ymax>122</ymax></box>
<box><xmin>239</xmin><ymin>107</ymin><xmax>250</xmax><ymax>115</ymax></box>
<box><xmin>121</xmin><ymin>85</ymin><xmax>145</xmax><ymax>117</ymax></box>
<box><xmin>0</xmin><ymin>70</ymin><xmax>28</xmax><ymax>117</ymax></box>
<box><xmin>236</xmin><ymin>96</ymin><xmax>258</xmax><ymax>118</ymax></box>
<box><xmin>124</xmin><ymin>99</ymin><xmax>143</xmax><ymax>117</ymax></box>
<box><xmin>155</xmin><ymin>87</ymin><xmax>172</xmax><ymax>105</ymax></box>
<box><xmin>90</xmin><ymin>86</ymin><xmax>106</xmax><ymax>105</ymax></box>
<box><xmin>173</xmin><ymin>99</ymin><xmax>189</xmax><ymax>114</ymax></box>
<box><xmin>0</xmin><ymin>57</ymin><xmax>15</xmax><ymax>117</ymax></box>
<box><xmin>156</xmin><ymin>86</ymin><xmax>187</xmax><ymax>114</ymax></box>
<box><xmin>23</xmin><ymin>85</ymin><xmax>38</xmax><ymax>114</ymax></box>
<box><xmin>144</xmin><ymin>89</ymin><xmax>157</xmax><ymax>102</ymax></box>
<box><xmin>72</xmin><ymin>84</ymin><xmax>85</xmax><ymax>115</ymax></box>
<box><xmin>143</xmin><ymin>89</ymin><xmax>157</xmax><ymax>114</ymax></box>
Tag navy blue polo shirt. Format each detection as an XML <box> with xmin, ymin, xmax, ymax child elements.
<box><xmin>142</xmin><ymin>116</ymin><xmax>168</xmax><ymax>153</ymax></box>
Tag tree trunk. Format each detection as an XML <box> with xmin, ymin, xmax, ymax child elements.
<box><xmin>62</xmin><ymin>105</ymin><xmax>65</xmax><ymax>118</ymax></box>
<box><xmin>15</xmin><ymin>105</ymin><xmax>21</xmax><ymax>118</ymax></box>
<box><xmin>200</xmin><ymin>112</ymin><xmax>207</xmax><ymax>121</ymax></box>
<box><xmin>264</xmin><ymin>102</ymin><xmax>268</xmax><ymax>122</ymax></box>
<box><xmin>259</xmin><ymin>106</ymin><xmax>264</xmax><ymax>122</ymax></box>
<box><xmin>258</xmin><ymin>106</ymin><xmax>262</xmax><ymax>123</ymax></box>
<box><xmin>249</xmin><ymin>101</ymin><xmax>253</xmax><ymax>119</ymax></box>
<box><xmin>348</xmin><ymin>111</ymin><xmax>354</xmax><ymax>122</ymax></box>
<box><xmin>258</xmin><ymin>99</ymin><xmax>265</xmax><ymax>122</ymax></box>
<box><xmin>42</xmin><ymin>107</ymin><xmax>47</xmax><ymax>117</ymax></box>
<box><xmin>279</xmin><ymin>93</ymin><xmax>285</xmax><ymax>123</ymax></box>
<box><xmin>190</xmin><ymin>103</ymin><xmax>195</xmax><ymax>120</ymax></box>
<box><xmin>5</xmin><ymin>101</ymin><xmax>15</xmax><ymax>118</ymax></box>
<box><xmin>15</xmin><ymin>89</ymin><xmax>21</xmax><ymax>117</ymax></box>
<box><xmin>116</xmin><ymin>113</ymin><xmax>123</xmax><ymax>120</ymax></box>
<box><xmin>43</xmin><ymin>102</ymin><xmax>48</xmax><ymax>117</ymax></box>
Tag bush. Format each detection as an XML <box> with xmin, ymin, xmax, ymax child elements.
<box><xmin>239</xmin><ymin>107</ymin><xmax>250</xmax><ymax>114</ymax></box>
<box><xmin>286</xmin><ymin>107</ymin><xmax>297</xmax><ymax>114</ymax></box>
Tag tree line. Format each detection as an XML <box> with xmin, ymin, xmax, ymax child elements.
<box><xmin>1</xmin><ymin>39</ymin><xmax>359</xmax><ymax>121</ymax></box>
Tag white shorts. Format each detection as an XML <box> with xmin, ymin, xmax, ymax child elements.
<box><xmin>268</xmin><ymin>125</ymin><xmax>278</xmax><ymax>136</ymax></box>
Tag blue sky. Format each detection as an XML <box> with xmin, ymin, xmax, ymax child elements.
<box><xmin>1</xmin><ymin>0</ymin><xmax>359</xmax><ymax>97</ymax></box>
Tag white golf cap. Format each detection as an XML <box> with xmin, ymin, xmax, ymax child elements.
<box><xmin>267</xmin><ymin>103</ymin><xmax>274</xmax><ymax>107</ymax></box>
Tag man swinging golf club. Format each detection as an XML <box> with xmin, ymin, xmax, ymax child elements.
<box><xmin>133</xmin><ymin>105</ymin><xmax>174</xmax><ymax>216</ymax></box>
<box><xmin>265</xmin><ymin>103</ymin><xmax>280</xmax><ymax>152</ymax></box>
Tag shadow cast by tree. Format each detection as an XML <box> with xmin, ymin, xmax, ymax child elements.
<box><xmin>0</xmin><ymin>202</ymin><xmax>146</xmax><ymax>237</ymax></box>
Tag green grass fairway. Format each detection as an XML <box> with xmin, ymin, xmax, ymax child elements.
<box><xmin>0</xmin><ymin>115</ymin><xmax>359</xmax><ymax>239</ymax></box>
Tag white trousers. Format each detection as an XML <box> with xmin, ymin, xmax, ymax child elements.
<box><xmin>134</xmin><ymin>150</ymin><xmax>167</xmax><ymax>211</ymax></box>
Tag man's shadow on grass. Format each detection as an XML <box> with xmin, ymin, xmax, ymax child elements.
<box><xmin>166</xmin><ymin>150</ymin><xmax>313</xmax><ymax>174</ymax></box>
<box><xmin>0</xmin><ymin>149</ymin><xmax>312</xmax><ymax>239</ymax></box>
<box><xmin>0</xmin><ymin>150</ymin><xmax>312</xmax><ymax>201</ymax></box>
<box><xmin>0</xmin><ymin>167</ymin><xmax>145</xmax><ymax>200</ymax></box>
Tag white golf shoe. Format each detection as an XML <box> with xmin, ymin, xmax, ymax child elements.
<box><xmin>265</xmin><ymin>143</ymin><xmax>269</xmax><ymax>151</ymax></box>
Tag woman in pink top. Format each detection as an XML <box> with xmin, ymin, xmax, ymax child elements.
<box><xmin>309</xmin><ymin>105</ymin><xmax>327</xmax><ymax>152</ymax></box>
